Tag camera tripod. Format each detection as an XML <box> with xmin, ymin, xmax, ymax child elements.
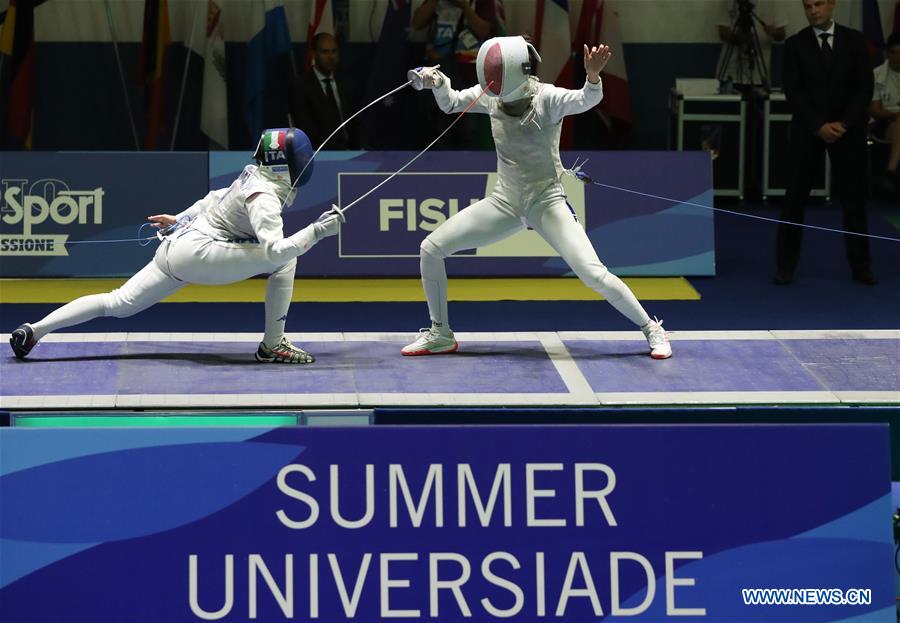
<box><xmin>717</xmin><ymin>0</ymin><xmax>771</xmax><ymax>91</ymax></box>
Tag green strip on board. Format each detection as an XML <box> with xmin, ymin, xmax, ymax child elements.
<box><xmin>14</xmin><ymin>415</ymin><xmax>299</xmax><ymax>427</ymax></box>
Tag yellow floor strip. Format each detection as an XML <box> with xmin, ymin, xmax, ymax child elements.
<box><xmin>0</xmin><ymin>277</ymin><xmax>700</xmax><ymax>303</ymax></box>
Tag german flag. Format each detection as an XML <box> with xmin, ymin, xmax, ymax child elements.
<box><xmin>138</xmin><ymin>0</ymin><xmax>171</xmax><ymax>150</ymax></box>
<box><xmin>0</xmin><ymin>0</ymin><xmax>36</xmax><ymax>149</ymax></box>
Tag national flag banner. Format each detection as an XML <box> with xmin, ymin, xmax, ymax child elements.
<box><xmin>534</xmin><ymin>0</ymin><xmax>573</xmax><ymax>87</ymax></box>
<box><xmin>494</xmin><ymin>0</ymin><xmax>507</xmax><ymax>36</ymax></box>
<box><xmin>362</xmin><ymin>0</ymin><xmax>412</xmax><ymax>149</ymax></box>
<box><xmin>535</xmin><ymin>0</ymin><xmax>574</xmax><ymax>147</ymax></box>
<box><xmin>138</xmin><ymin>0</ymin><xmax>172</xmax><ymax>150</ymax></box>
<box><xmin>201</xmin><ymin>0</ymin><xmax>228</xmax><ymax>148</ymax></box>
<box><xmin>244</xmin><ymin>0</ymin><xmax>292</xmax><ymax>142</ymax></box>
<box><xmin>594</xmin><ymin>0</ymin><xmax>631</xmax><ymax>127</ymax></box>
<box><xmin>862</xmin><ymin>0</ymin><xmax>885</xmax><ymax>67</ymax></box>
<box><xmin>0</xmin><ymin>0</ymin><xmax>36</xmax><ymax>149</ymax></box>
<box><xmin>304</xmin><ymin>0</ymin><xmax>334</xmax><ymax>70</ymax></box>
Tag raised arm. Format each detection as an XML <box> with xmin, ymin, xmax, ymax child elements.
<box><xmin>545</xmin><ymin>44</ymin><xmax>610</xmax><ymax>124</ymax></box>
<box><xmin>544</xmin><ymin>81</ymin><xmax>604</xmax><ymax>125</ymax></box>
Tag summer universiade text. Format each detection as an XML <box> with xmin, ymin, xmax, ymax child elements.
<box><xmin>187</xmin><ymin>462</ymin><xmax>707</xmax><ymax>620</ymax></box>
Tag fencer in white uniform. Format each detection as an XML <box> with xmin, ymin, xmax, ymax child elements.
<box><xmin>9</xmin><ymin>128</ymin><xmax>345</xmax><ymax>364</ymax></box>
<box><xmin>404</xmin><ymin>37</ymin><xmax>672</xmax><ymax>359</ymax></box>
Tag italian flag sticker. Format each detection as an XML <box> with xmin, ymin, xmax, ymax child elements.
<box><xmin>266</xmin><ymin>131</ymin><xmax>285</xmax><ymax>151</ymax></box>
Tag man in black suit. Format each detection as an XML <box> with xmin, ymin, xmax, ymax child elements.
<box><xmin>774</xmin><ymin>0</ymin><xmax>876</xmax><ymax>285</ymax></box>
<box><xmin>290</xmin><ymin>33</ymin><xmax>362</xmax><ymax>150</ymax></box>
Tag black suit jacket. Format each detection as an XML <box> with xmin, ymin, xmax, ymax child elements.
<box><xmin>782</xmin><ymin>24</ymin><xmax>873</xmax><ymax>135</ymax></box>
<box><xmin>289</xmin><ymin>69</ymin><xmax>361</xmax><ymax>150</ymax></box>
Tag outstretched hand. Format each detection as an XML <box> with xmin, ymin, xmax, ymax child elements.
<box><xmin>313</xmin><ymin>204</ymin><xmax>346</xmax><ymax>240</ymax></box>
<box><xmin>583</xmin><ymin>44</ymin><xmax>612</xmax><ymax>83</ymax></box>
<box><xmin>408</xmin><ymin>65</ymin><xmax>443</xmax><ymax>90</ymax></box>
<box><xmin>148</xmin><ymin>214</ymin><xmax>177</xmax><ymax>229</ymax></box>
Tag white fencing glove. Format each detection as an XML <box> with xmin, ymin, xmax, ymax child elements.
<box><xmin>407</xmin><ymin>65</ymin><xmax>444</xmax><ymax>90</ymax></box>
<box><xmin>313</xmin><ymin>204</ymin><xmax>346</xmax><ymax>240</ymax></box>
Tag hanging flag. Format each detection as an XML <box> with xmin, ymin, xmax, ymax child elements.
<box><xmin>534</xmin><ymin>0</ymin><xmax>574</xmax><ymax>147</ymax></box>
<box><xmin>244</xmin><ymin>0</ymin><xmax>293</xmax><ymax>142</ymax></box>
<box><xmin>494</xmin><ymin>0</ymin><xmax>507</xmax><ymax>36</ymax></box>
<box><xmin>138</xmin><ymin>0</ymin><xmax>172</xmax><ymax>150</ymax></box>
<box><xmin>201</xmin><ymin>0</ymin><xmax>228</xmax><ymax>148</ymax></box>
<box><xmin>363</xmin><ymin>0</ymin><xmax>411</xmax><ymax>149</ymax></box>
<box><xmin>304</xmin><ymin>0</ymin><xmax>334</xmax><ymax>70</ymax></box>
<box><xmin>534</xmin><ymin>0</ymin><xmax>573</xmax><ymax>87</ymax></box>
<box><xmin>862</xmin><ymin>0</ymin><xmax>885</xmax><ymax>67</ymax></box>
<box><xmin>594</xmin><ymin>0</ymin><xmax>631</xmax><ymax>127</ymax></box>
<box><xmin>0</xmin><ymin>0</ymin><xmax>36</xmax><ymax>149</ymax></box>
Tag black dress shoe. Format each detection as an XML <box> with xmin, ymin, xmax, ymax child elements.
<box><xmin>772</xmin><ymin>269</ymin><xmax>794</xmax><ymax>285</ymax></box>
<box><xmin>852</xmin><ymin>269</ymin><xmax>878</xmax><ymax>285</ymax></box>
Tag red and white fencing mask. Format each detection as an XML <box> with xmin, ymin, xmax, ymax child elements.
<box><xmin>475</xmin><ymin>36</ymin><xmax>542</xmax><ymax>102</ymax></box>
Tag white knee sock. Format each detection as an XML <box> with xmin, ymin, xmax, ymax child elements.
<box><xmin>420</xmin><ymin>238</ymin><xmax>451</xmax><ymax>334</ymax></box>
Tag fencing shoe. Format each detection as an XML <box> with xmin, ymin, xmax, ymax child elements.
<box><xmin>255</xmin><ymin>337</ymin><xmax>315</xmax><ymax>364</ymax></box>
<box><xmin>9</xmin><ymin>324</ymin><xmax>37</xmax><ymax>360</ymax></box>
<box><xmin>401</xmin><ymin>327</ymin><xmax>458</xmax><ymax>356</ymax></box>
<box><xmin>641</xmin><ymin>317</ymin><xmax>672</xmax><ymax>360</ymax></box>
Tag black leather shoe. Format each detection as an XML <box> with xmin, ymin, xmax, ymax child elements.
<box><xmin>772</xmin><ymin>269</ymin><xmax>794</xmax><ymax>285</ymax></box>
<box><xmin>852</xmin><ymin>269</ymin><xmax>878</xmax><ymax>285</ymax></box>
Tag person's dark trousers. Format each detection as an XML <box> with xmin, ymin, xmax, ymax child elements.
<box><xmin>776</xmin><ymin>124</ymin><xmax>871</xmax><ymax>275</ymax></box>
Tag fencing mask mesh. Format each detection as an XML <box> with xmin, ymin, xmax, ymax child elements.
<box><xmin>475</xmin><ymin>36</ymin><xmax>542</xmax><ymax>102</ymax></box>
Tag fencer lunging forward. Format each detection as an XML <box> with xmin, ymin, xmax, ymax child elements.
<box><xmin>9</xmin><ymin>128</ymin><xmax>345</xmax><ymax>364</ymax></box>
<box><xmin>403</xmin><ymin>36</ymin><xmax>672</xmax><ymax>358</ymax></box>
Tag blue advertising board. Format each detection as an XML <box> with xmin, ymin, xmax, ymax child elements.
<box><xmin>0</xmin><ymin>152</ymin><xmax>209</xmax><ymax>277</ymax></box>
<box><xmin>0</xmin><ymin>424</ymin><xmax>891</xmax><ymax>622</ymax></box>
<box><xmin>0</xmin><ymin>151</ymin><xmax>712</xmax><ymax>277</ymax></box>
<box><xmin>212</xmin><ymin>151</ymin><xmax>715</xmax><ymax>277</ymax></box>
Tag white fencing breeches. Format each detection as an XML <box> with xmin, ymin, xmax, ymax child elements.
<box><xmin>421</xmin><ymin>188</ymin><xmax>651</xmax><ymax>329</ymax></box>
<box><xmin>31</xmin><ymin>228</ymin><xmax>297</xmax><ymax>346</ymax></box>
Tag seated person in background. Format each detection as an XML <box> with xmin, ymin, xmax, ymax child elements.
<box><xmin>870</xmin><ymin>32</ymin><xmax>900</xmax><ymax>194</ymax></box>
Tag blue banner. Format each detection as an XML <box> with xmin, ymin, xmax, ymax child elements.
<box><xmin>213</xmin><ymin>151</ymin><xmax>715</xmax><ymax>277</ymax></box>
<box><xmin>0</xmin><ymin>152</ymin><xmax>209</xmax><ymax>277</ymax></box>
<box><xmin>0</xmin><ymin>424</ymin><xmax>890</xmax><ymax>622</ymax></box>
<box><xmin>0</xmin><ymin>151</ymin><xmax>712</xmax><ymax>277</ymax></box>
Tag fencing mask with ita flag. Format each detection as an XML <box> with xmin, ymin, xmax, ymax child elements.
<box><xmin>476</xmin><ymin>36</ymin><xmax>542</xmax><ymax>102</ymax></box>
<box><xmin>253</xmin><ymin>128</ymin><xmax>315</xmax><ymax>187</ymax></box>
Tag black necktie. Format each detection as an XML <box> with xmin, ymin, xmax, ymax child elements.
<box><xmin>819</xmin><ymin>33</ymin><xmax>832</xmax><ymax>63</ymax></box>
<box><xmin>322</xmin><ymin>77</ymin><xmax>348</xmax><ymax>143</ymax></box>
<box><xmin>323</xmin><ymin>78</ymin><xmax>342</xmax><ymax>121</ymax></box>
